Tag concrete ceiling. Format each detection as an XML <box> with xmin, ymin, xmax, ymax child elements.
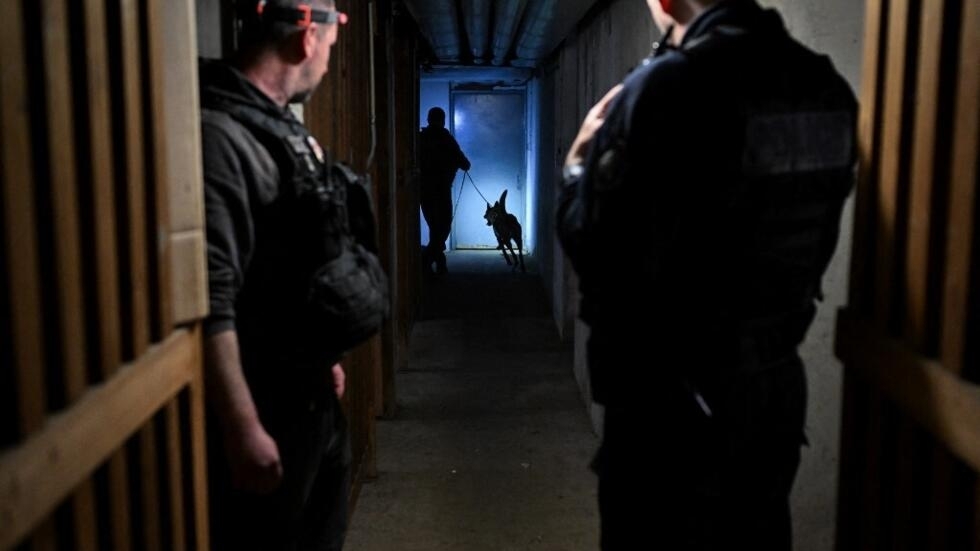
<box><xmin>401</xmin><ymin>0</ymin><xmax>603</xmax><ymax>68</ymax></box>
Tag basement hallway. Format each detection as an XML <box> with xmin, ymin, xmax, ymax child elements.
<box><xmin>345</xmin><ymin>251</ymin><xmax>601</xmax><ymax>550</ymax></box>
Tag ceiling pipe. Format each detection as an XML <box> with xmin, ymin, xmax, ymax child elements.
<box><xmin>513</xmin><ymin>0</ymin><xmax>557</xmax><ymax>65</ymax></box>
<box><xmin>460</xmin><ymin>0</ymin><xmax>491</xmax><ymax>64</ymax></box>
<box><xmin>402</xmin><ymin>0</ymin><xmax>462</xmax><ymax>62</ymax></box>
<box><xmin>490</xmin><ymin>0</ymin><xmax>527</xmax><ymax>66</ymax></box>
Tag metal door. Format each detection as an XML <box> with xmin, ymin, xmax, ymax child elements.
<box><xmin>450</xmin><ymin>91</ymin><xmax>527</xmax><ymax>250</ymax></box>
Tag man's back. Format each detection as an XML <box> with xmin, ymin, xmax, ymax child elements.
<box><xmin>419</xmin><ymin>125</ymin><xmax>468</xmax><ymax>189</ymax></box>
<box><xmin>567</xmin><ymin>0</ymin><xmax>856</xmax><ymax>396</ymax></box>
<box><xmin>557</xmin><ymin>2</ymin><xmax>857</xmax><ymax>547</ymax></box>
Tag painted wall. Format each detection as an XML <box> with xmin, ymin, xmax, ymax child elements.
<box><xmin>537</xmin><ymin>0</ymin><xmax>660</xmax><ymax>433</ymax></box>
<box><xmin>540</xmin><ymin>0</ymin><xmax>866</xmax><ymax>549</ymax></box>
<box><xmin>195</xmin><ymin>0</ymin><xmax>224</xmax><ymax>58</ymax></box>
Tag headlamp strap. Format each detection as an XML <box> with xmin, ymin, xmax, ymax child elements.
<box><xmin>256</xmin><ymin>2</ymin><xmax>346</xmax><ymax>27</ymax></box>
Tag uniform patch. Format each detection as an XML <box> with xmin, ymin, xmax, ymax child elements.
<box><xmin>287</xmin><ymin>135</ymin><xmax>312</xmax><ymax>156</ymax></box>
<box><xmin>743</xmin><ymin>111</ymin><xmax>854</xmax><ymax>176</ymax></box>
<box><xmin>307</xmin><ymin>135</ymin><xmax>326</xmax><ymax>164</ymax></box>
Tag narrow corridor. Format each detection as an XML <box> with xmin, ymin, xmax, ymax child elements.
<box><xmin>346</xmin><ymin>251</ymin><xmax>600</xmax><ymax>550</ymax></box>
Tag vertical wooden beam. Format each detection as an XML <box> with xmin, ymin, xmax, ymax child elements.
<box><xmin>117</xmin><ymin>3</ymin><xmax>164</xmax><ymax>546</ymax></box>
<box><xmin>0</xmin><ymin>0</ymin><xmax>47</xmax><ymax>440</ymax></box>
<box><xmin>161</xmin><ymin>0</ymin><xmax>208</xmax><ymax>326</ymax></box>
<box><xmin>905</xmin><ymin>0</ymin><xmax>946</xmax><ymax>348</ymax></box>
<box><xmin>42</xmin><ymin>0</ymin><xmax>88</xmax><ymax>411</ymax></box>
<box><xmin>861</xmin><ymin>1</ymin><xmax>911</xmax><ymax>545</ymax></box>
<box><xmin>187</xmin><ymin>329</ymin><xmax>210</xmax><ymax>550</ymax></box>
<box><xmin>39</xmin><ymin>0</ymin><xmax>101</xmax><ymax>547</ymax></box>
<box><xmin>82</xmin><ymin>0</ymin><xmax>130</xmax><ymax>548</ymax></box>
<box><xmin>31</xmin><ymin>522</ymin><xmax>58</xmax><ymax>551</ymax></box>
<box><xmin>0</xmin><ymin>6</ymin><xmax>64</xmax><ymax>543</ymax></box>
<box><xmin>974</xmin><ymin>491</ymin><xmax>980</xmax><ymax>551</ymax></box>
<box><xmin>165</xmin><ymin>401</ymin><xmax>187</xmax><ymax>551</ymax></box>
<box><xmin>120</xmin><ymin>0</ymin><xmax>151</xmax><ymax>356</ymax></box>
<box><xmin>948</xmin><ymin>0</ymin><xmax>980</xmax><ymax>542</ymax></box>
<box><xmin>145</xmin><ymin>0</ymin><xmax>174</xmax><ymax>335</ymax></box>
<box><xmin>138</xmin><ymin>422</ymin><xmax>163</xmax><ymax>551</ymax></box>
<box><xmin>940</xmin><ymin>0</ymin><xmax>979</xmax><ymax>373</ymax></box>
<box><xmin>895</xmin><ymin>1</ymin><xmax>949</xmax><ymax>548</ymax></box>
<box><xmin>83</xmin><ymin>0</ymin><xmax>122</xmax><ymax>381</ymax></box>
<box><xmin>874</xmin><ymin>0</ymin><xmax>912</xmax><ymax>323</ymax></box>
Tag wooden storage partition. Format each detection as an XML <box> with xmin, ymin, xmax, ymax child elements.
<box><xmin>835</xmin><ymin>0</ymin><xmax>979</xmax><ymax>548</ymax></box>
<box><xmin>0</xmin><ymin>0</ymin><xmax>210</xmax><ymax>548</ymax></box>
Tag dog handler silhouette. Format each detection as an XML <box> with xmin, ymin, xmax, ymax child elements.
<box><xmin>419</xmin><ymin>107</ymin><xmax>471</xmax><ymax>275</ymax></box>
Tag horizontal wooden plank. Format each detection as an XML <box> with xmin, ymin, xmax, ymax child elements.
<box><xmin>169</xmin><ymin>230</ymin><xmax>209</xmax><ymax>325</ymax></box>
<box><xmin>0</xmin><ymin>330</ymin><xmax>196</xmax><ymax>549</ymax></box>
<box><xmin>836</xmin><ymin>310</ymin><xmax>980</xmax><ymax>472</ymax></box>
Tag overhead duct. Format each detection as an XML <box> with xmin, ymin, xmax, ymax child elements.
<box><xmin>513</xmin><ymin>0</ymin><xmax>557</xmax><ymax>65</ymax></box>
<box><xmin>513</xmin><ymin>0</ymin><xmax>598</xmax><ymax>67</ymax></box>
<box><xmin>490</xmin><ymin>0</ymin><xmax>527</xmax><ymax>66</ymax></box>
<box><xmin>402</xmin><ymin>0</ymin><xmax>462</xmax><ymax>62</ymax></box>
<box><xmin>461</xmin><ymin>0</ymin><xmax>491</xmax><ymax>64</ymax></box>
<box><xmin>403</xmin><ymin>0</ymin><xmax>602</xmax><ymax>68</ymax></box>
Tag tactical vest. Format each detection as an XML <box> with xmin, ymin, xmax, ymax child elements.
<box><xmin>212</xmin><ymin>98</ymin><xmax>389</xmax><ymax>364</ymax></box>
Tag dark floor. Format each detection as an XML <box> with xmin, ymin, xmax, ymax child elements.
<box><xmin>345</xmin><ymin>250</ymin><xmax>600</xmax><ymax>550</ymax></box>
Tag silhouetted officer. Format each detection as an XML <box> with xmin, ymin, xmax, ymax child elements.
<box><xmin>419</xmin><ymin>107</ymin><xmax>471</xmax><ymax>275</ymax></box>
<box><xmin>557</xmin><ymin>0</ymin><xmax>857</xmax><ymax>548</ymax></box>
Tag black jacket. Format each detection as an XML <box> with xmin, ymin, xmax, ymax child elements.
<box><xmin>418</xmin><ymin>126</ymin><xmax>471</xmax><ymax>195</ymax></box>
<box><xmin>557</xmin><ymin>0</ymin><xmax>857</xmax><ymax>404</ymax></box>
<box><xmin>200</xmin><ymin>59</ymin><xmax>336</xmax><ymax>368</ymax></box>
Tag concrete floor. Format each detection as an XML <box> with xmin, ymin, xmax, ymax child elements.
<box><xmin>345</xmin><ymin>251</ymin><xmax>601</xmax><ymax>550</ymax></box>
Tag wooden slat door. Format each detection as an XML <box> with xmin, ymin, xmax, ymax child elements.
<box><xmin>835</xmin><ymin>0</ymin><xmax>979</xmax><ymax>548</ymax></box>
<box><xmin>0</xmin><ymin>0</ymin><xmax>210</xmax><ymax>549</ymax></box>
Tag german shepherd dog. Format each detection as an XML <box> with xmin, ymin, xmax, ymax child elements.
<box><xmin>483</xmin><ymin>189</ymin><xmax>526</xmax><ymax>272</ymax></box>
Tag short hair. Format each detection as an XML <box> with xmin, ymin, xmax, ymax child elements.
<box><xmin>427</xmin><ymin>107</ymin><xmax>446</xmax><ymax>126</ymax></box>
<box><xmin>236</xmin><ymin>0</ymin><xmax>334</xmax><ymax>52</ymax></box>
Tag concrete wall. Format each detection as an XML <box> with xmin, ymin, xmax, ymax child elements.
<box><xmin>541</xmin><ymin>0</ymin><xmax>866</xmax><ymax>549</ymax></box>
<box><xmin>543</xmin><ymin>0</ymin><xmax>661</xmax><ymax>429</ymax></box>
<box><xmin>195</xmin><ymin>0</ymin><xmax>224</xmax><ymax>58</ymax></box>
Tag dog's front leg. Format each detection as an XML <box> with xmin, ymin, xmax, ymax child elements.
<box><xmin>498</xmin><ymin>240</ymin><xmax>513</xmax><ymax>265</ymax></box>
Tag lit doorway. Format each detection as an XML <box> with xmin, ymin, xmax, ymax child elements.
<box><xmin>449</xmin><ymin>91</ymin><xmax>527</xmax><ymax>250</ymax></box>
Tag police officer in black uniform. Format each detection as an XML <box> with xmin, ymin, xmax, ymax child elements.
<box><xmin>199</xmin><ymin>1</ymin><xmax>353</xmax><ymax>549</ymax></box>
<box><xmin>557</xmin><ymin>0</ymin><xmax>857</xmax><ymax>548</ymax></box>
<box><xmin>419</xmin><ymin>107</ymin><xmax>471</xmax><ymax>275</ymax></box>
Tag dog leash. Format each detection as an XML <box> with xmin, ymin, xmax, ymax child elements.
<box><xmin>464</xmin><ymin>171</ymin><xmax>491</xmax><ymax>204</ymax></box>
<box><xmin>451</xmin><ymin>170</ymin><xmax>492</xmax><ymax>222</ymax></box>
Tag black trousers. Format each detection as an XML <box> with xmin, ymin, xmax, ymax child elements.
<box><xmin>420</xmin><ymin>187</ymin><xmax>452</xmax><ymax>269</ymax></box>
<box><xmin>594</xmin><ymin>357</ymin><xmax>807</xmax><ymax>550</ymax></box>
<box><xmin>208</xmin><ymin>370</ymin><xmax>351</xmax><ymax>551</ymax></box>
